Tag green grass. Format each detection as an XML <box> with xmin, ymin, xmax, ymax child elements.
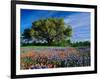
<box><xmin>21</xmin><ymin>45</ymin><xmax>69</xmax><ymax>48</ymax></box>
<box><xmin>21</xmin><ymin>45</ymin><xmax>89</xmax><ymax>48</ymax></box>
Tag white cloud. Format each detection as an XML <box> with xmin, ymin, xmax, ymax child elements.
<box><xmin>64</xmin><ymin>12</ymin><xmax>90</xmax><ymax>29</ymax></box>
<box><xmin>64</xmin><ymin>12</ymin><xmax>90</xmax><ymax>41</ymax></box>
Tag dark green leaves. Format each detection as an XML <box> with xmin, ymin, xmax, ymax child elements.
<box><xmin>22</xmin><ymin>18</ymin><xmax>72</xmax><ymax>46</ymax></box>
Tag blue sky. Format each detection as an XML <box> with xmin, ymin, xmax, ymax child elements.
<box><xmin>21</xmin><ymin>9</ymin><xmax>90</xmax><ymax>42</ymax></box>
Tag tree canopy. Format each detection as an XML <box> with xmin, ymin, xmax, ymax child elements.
<box><xmin>22</xmin><ymin>28</ymin><xmax>31</xmax><ymax>39</ymax></box>
<box><xmin>22</xmin><ymin>18</ymin><xmax>72</xmax><ymax>46</ymax></box>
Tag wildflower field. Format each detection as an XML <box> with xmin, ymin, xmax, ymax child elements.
<box><xmin>20</xmin><ymin>11</ymin><xmax>91</xmax><ymax>70</ymax></box>
<box><xmin>20</xmin><ymin>47</ymin><xmax>90</xmax><ymax>70</ymax></box>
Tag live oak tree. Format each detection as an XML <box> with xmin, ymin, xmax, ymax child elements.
<box><xmin>22</xmin><ymin>28</ymin><xmax>31</xmax><ymax>44</ymax></box>
<box><xmin>30</xmin><ymin>18</ymin><xmax>72</xmax><ymax>45</ymax></box>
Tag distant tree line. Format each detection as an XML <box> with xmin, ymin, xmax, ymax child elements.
<box><xmin>71</xmin><ymin>41</ymin><xmax>90</xmax><ymax>47</ymax></box>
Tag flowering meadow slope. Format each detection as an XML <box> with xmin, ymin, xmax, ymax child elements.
<box><xmin>20</xmin><ymin>47</ymin><xmax>90</xmax><ymax>69</ymax></box>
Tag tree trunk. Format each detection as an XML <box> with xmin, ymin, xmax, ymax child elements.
<box><xmin>47</xmin><ymin>38</ymin><xmax>52</xmax><ymax>46</ymax></box>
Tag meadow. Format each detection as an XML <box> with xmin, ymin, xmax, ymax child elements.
<box><xmin>20</xmin><ymin>46</ymin><xmax>90</xmax><ymax>70</ymax></box>
<box><xmin>20</xmin><ymin>16</ymin><xmax>91</xmax><ymax>70</ymax></box>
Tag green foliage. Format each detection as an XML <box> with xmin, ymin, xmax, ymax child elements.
<box><xmin>52</xmin><ymin>39</ymin><xmax>71</xmax><ymax>46</ymax></box>
<box><xmin>22</xmin><ymin>28</ymin><xmax>31</xmax><ymax>39</ymax></box>
<box><xmin>30</xmin><ymin>18</ymin><xmax>72</xmax><ymax>46</ymax></box>
<box><xmin>71</xmin><ymin>41</ymin><xmax>90</xmax><ymax>47</ymax></box>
